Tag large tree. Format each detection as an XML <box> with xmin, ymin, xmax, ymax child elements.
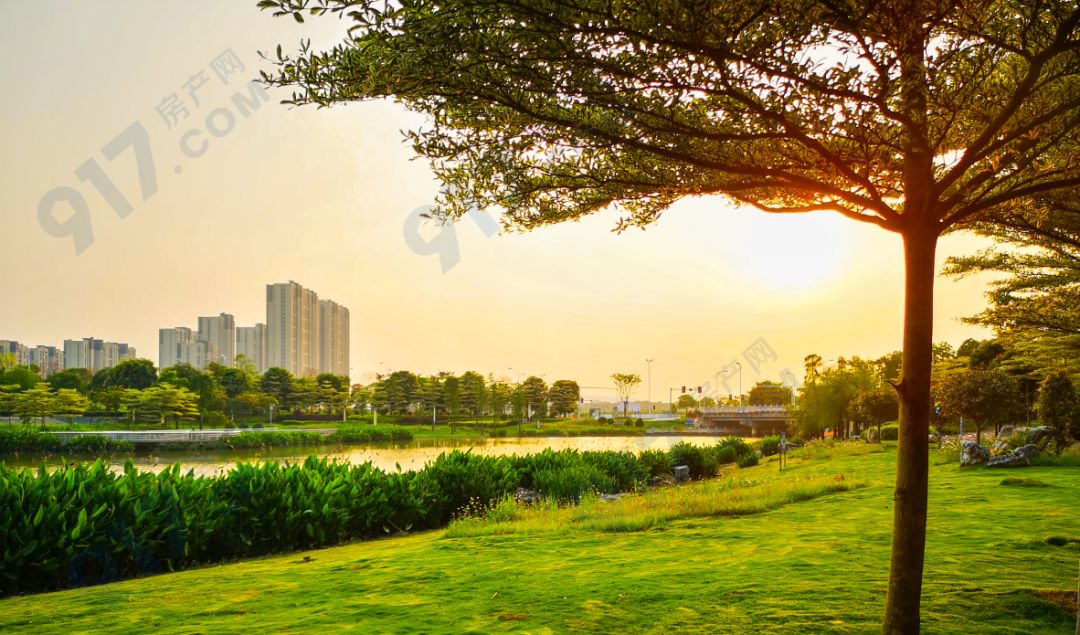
<box><xmin>138</xmin><ymin>385</ymin><xmax>200</xmax><ymax>429</ymax></box>
<box><xmin>610</xmin><ymin>373</ymin><xmax>641</xmax><ymax>419</ymax></box>
<box><xmin>933</xmin><ymin>369</ymin><xmax>1022</xmax><ymax>443</ymax></box>
<box><xmin>521</xmin><ymin>375</ymin><xmax>549</xmax><ymax>421</ymax></box>
<box><xmin>1035</xmin><ymin>370</ymin><xmax>1080</xmax><ymax>450</ymax></box>
<box><xmin>101</xmin><ymin>358</ymin><xmax>158</xmax><ymax>390</ymax></box>
<box><xmin>850</xmin><ymin>388</ymin><xmax>901</xmax><ymax>442</ymax></box>
<box><xmin>458</xmin><ymin>371</ymin><xmax>487</xmax><ymax>421</ymax></box>
<box><xmin>47</xmin><ymin>368</ymin><xmax>91</xmax><ymax>394</ymax></box>
<box><xmin>259</xmin><ymin>367</ymin><xmax>296</xmax><ymax>411</ymax></box>
<box><xmin>945</xmin><ymin>191</ymin><xmax>1080</xmax><ymax>378</ymax></box>
<box><xmin>548</xmin><ymin>379</ymin><xmax>581</xmax><ymax>417</ymax></box>
<box><xmin>262</xmin><ymin>2</ymin><xmax>1080</xmax><ymax>630</ymax></box>
<box><xmin>747</xmin><ymin>380</ymin><xmax>793</xmax><ymax>406</ymax></box>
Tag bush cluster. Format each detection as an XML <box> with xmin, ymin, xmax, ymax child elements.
<box><xmin>879</xmin><ymin>423</ymin><xmax>899</xmax><ymax>441</ymax></box>
<box><xmin>667</xmin><ymin>438</ymin><xmax>757</xmax><ymax>479</ymax></box>
<box><xmin>759</xmin><ymin>435</ymin><xmax>781</xmax><ymax>457</ymax></box>
<box><xmin>0</xmin><ymin>439</ymin><xmax>762</xmax><ymax>597</ymax></box>
<box><xmin>0</xmin><ymin>429</ymin><xmax>132</xmax><ymax>455</ymax></box>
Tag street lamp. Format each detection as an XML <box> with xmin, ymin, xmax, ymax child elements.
<box><xmin>269</xmin><ymin>403</ymin><xmax>275</xmax><ymax>425</ymax></box>
<box><xmin>645</xmin><ymin>358</ymin><xmax>654</xmax><ymax>410</ymax></box>
<box><xmin>736</xmin><ymin>361</ymin><xmax>743</xmax><ymax>411</ymax></box>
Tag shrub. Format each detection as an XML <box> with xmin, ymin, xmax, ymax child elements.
<box><xmin>222</xmin><ymin>431</ymin><xmax>324</xmax><ymax>449</ymax></box>
<box><xmin>533</xmin><ymin>465</ymin><xmax>616</xmax><ymax>502</ymax></box>
<box><xmin>737</xmin><ymin>452</ymin><xmax>760</xmax><ymax>468</ymax></box>
<box><xmin>669</xmin><ymin>442</ymin><xmax>711</xmax><ymax>479</ymax></box>
<box><xmin>879</xmin><ymin>423</ymin><xmax>899</xmax><ymax>441</ymax></box>
<box><xmin>203</xmin><ymin>412</ymin><xmax>229</xmax><ymax>426</ymax></box>
<box><xmin>634</xmin><ymin>418</ymin><xmax>644</xmax><ymax>427</ymax></box>
<box><xmin>713</xmin><ymin>446</ymin><xmax>738</xmax><ymax>465</ymax></box>
<box><xmin>717</xmin><ymin>436</ymin><xmax>753</xmax><ymax>458</ymax></box>
<box><xmin>583</xmin><ymin>451</ymin><xmax>645</xmax><ymax>492</ymax></box>
<box><xmin>0</xmin><ymin>444</ymin><xmax>742</xmax><ymax>598</ymax></box>
<box><xmin>277</xmin><ymin>419</ymin><xmax>305</xmax><ymax>426</ymax></box>
<box><xmin>0</xmin><ymin>427</ymin><xmax>62</xmax><ymax>453</ymax></box>
<box><xmin>329</xmin><ymin>425</ymin><xmax>414</xmax><ymax>444</ymax></box>
<box><xmin>638</xmin><ymin>449</ymin><xmax>674</xmax><ymax>478</ymax></box>
<box><xmin>411</xmin><ymin>451</ymin><xmax>519</xmax><ymax>526</ymax></box>
<box><xmin>759</xmin><ymin>435</ymin><xmax>781</xmax><ymax>457</ymax></box>
<box><xmin>63</xmin><ymin>435</ymin><xmax>134</xmax><ymax>454</ymax></box>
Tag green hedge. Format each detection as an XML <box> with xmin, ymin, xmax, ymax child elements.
<box><xmin>0</xmin><ymin>438</ymin><xmax>765</xmax><ymax>597</ymax></box>
<box><xmin>879</xmin><ymin>423</ymin><xmax>899</xmax><ymax>441</ymax></box>
<box><xmin>0</xmin><ymin>429</ymin><xmax>132</xmax><ymax>455</ymax></box>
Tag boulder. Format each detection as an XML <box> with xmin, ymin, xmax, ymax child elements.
<box><xmin>651</xmin><ymin>473</ymin><xmax>676</xmax><ymax>487</ymax></box>
<box><xmin>987</xmin><ymin>444</ymin><xmax>1039</xmax><ymax>468</ymax></box>
<box><xmin>992</xmin><ymin>439</ymin><xmax>1010</xmax><ymax>455</ymax></box>
<box><xmin>1028</xmin><ymin>426</ymin><xmax>1052</xmax><ymax>444</ymax></box>
<box><xmin>865</xmin><ymin>427</ymin><xmax>880</xmax><ymax>443</ymax></box>
<box><xmin>514</xmin><ymin>487</ymin><xmax>542</xmax><ymax>505</ymax></box>
<box><xmin>960</xmin><ymin>441</ymin><xmax>990</xmax><ymax>466</ymax></box>
<box><xmin>673</xmin><ymin>465</ymin><xmax>690</xmax><ymax>483</ymax></box>
<box><xmin>997</xmin><ymin>425</ymin><xmax>1015</xmax><ymax>438</ymax></box>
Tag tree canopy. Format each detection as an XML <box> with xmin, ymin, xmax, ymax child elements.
<box><xmin>261</xmin><ymin>2</ymin><xmax>1080</xmax><ymax>630</ymax></box>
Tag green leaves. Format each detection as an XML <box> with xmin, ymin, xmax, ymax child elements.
<box><xmin>1</xmin><ymin>444</ymin><xmax>753</xmax><ymax>597</ymax></box>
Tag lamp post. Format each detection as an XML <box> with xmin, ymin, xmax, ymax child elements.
<box><xmin>269</xmin><ymin>404</ymin><xmax>275</xmax><ymax>426</ymax></box>
<box><xmin>736</xmin><ymin>361</ymin><xmax>743</xmax><ymax>411</ymax></box>
<box><xmin>645</xmin><ymin>358</ymin><xmax>654</xmax><ymax>411</ymax></box>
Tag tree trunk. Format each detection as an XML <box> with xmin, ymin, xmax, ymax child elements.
<box><xmin>884</xmin><ymin>229</ymin><xmax>937</xmax><ymax>634</ymax></box>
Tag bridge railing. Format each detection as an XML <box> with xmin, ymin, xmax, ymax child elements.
<box><xmin>51</xmin><ymin>429</ymin><xmax>247</xmax><ymax>444</ymax></box>
<box><xmin>707</xmin><ymin>405</ymin><xmax>790</xmax><ymax>415</ymax></box>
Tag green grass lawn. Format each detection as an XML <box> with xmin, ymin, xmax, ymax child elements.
<box><xmin>1</xmin><ymin>443</ymin><xmax>1076</xmax><ymax>634</ymax></box>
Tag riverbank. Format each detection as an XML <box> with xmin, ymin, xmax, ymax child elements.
<box><xmin>2</xmin><ymin>443</ymin><xmax>1076</xmax><ymax>633</ymax></box>
<box><xmin>0</xmin><ymin>434</ymin><xmax>748</xmax><ymax>479</ymax></box>
<box><xmin>0</xmin><ymin>419</ymin><xmax>698</xmax><ymax>460</ymax></box>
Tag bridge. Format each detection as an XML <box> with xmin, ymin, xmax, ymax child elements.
<box><xmin>695</xmin><ymin>405</ymin><xmax>794</xmax><ymax>437</ymax></box>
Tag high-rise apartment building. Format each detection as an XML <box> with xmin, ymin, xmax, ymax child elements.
<box><xmin>236</xmin><ymin>323</ymin><xmax>267</xmax><ymax>372</ymax></box>
<box><xmin>63</xmin><ymin>338</ymin><xmax>135</xmax><ymax>374</ymax></box>
<box><xmin>0</xmin><ymin>340</ymin><xmax>30</xmax><ymax>367</ymax></box>
<box><xmin>163</xmin><ymin>329</ymin><xmax>212</xmax><ymax>369</ymax></box>
<box><xmin>197</xmin><ymin>313</ymin><xmax>236</xmax><ymax>367</ymax></box>
<box><xmin>28</xmin><ymin>345</ymin><xmax>62</xmax><ymax>377</ymax></box>
<box><xmin>319</xmin><ymin>299</ymin><xmax>350</xmax><ymax>376</ymax></box>
<box><xmin>267</xmin><ymin>281</ymin><xmax>349</xmax><ymax>377</ymax></box>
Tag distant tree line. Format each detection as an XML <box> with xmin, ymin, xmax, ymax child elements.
<box><xmin>0</xmin><ymin>360</ymin><xmax>584</xmax><ymax>430</ymax></box>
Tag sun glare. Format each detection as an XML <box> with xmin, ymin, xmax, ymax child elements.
<box><xmin>727</xmin><ymin>212</ymin><xmax>858</xmax><ymax>293</ymax></box>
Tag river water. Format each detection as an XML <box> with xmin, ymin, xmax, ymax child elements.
<box><xmin>2</xmin><ymin>435</ymin><xmax>728</xmax><ymax>477</ymax></box>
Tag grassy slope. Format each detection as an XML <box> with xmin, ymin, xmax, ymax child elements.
<box><xmin>1</xmin><ymin>445</ymin><xmax>1076</xmax><ymax>634</ymax></box>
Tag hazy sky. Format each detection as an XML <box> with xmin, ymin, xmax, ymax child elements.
<box><xmin>0</xmin><ymin>2</ymin><xmax>995</xmax><ymax>401</ymax></box>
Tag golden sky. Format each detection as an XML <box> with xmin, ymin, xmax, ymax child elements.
<box><xmin>0</xmin><ymin>2</ymin><xmax>994</xmax><ymax>401</ymax></box>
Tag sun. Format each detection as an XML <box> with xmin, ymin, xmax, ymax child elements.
<box><xmin>726</xmin><ymin>211</ymin><xmax>858</xmax><ymax>293</ymax></box>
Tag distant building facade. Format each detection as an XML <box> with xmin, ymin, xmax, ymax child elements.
<box><xmin>160</xmin><ymin>327</ymin><xmax>213</xmax><ymax>370</ymax></box>
<box><xmin>267</xmin><ymin>281</ymin><xmax>349</xmax><ymax>377</ymax></box>
<box><xmin>236</xmin><ymin>323</ymin><xmax>268</xmax><ymax>372</ymax></box>
<box><xmin>28</xmin><ymin>345</ymin><xmax>62</xmax><ymax>377</ymax></box>
<box><xmin>197</xmin><ymin>313</ymin><xmax>236</xmax><ymax>367</ymax></box>
<box><xmin>318</xmin><ymin>299</ymin><xmax>350</xmax><ymax>376</ymax></box>
<box><xmin>0</xmin><ymin>340</ymin><xmax>30</xmax><ymax>367</ymax></box>
<box><xmin>63</xmin><ymin>338</ymin><xmax>135</xmax><ymax>374</ymax></box>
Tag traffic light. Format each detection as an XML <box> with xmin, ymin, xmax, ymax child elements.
<box><xmin>697</xmin><ymin>386</ymin><xmax>702</xmax><ymax>394</ymax></box>
<box><xmin>681</xmin><ymin>386</ymin><xmax>686</xmax><ymax>393</ymax></box>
